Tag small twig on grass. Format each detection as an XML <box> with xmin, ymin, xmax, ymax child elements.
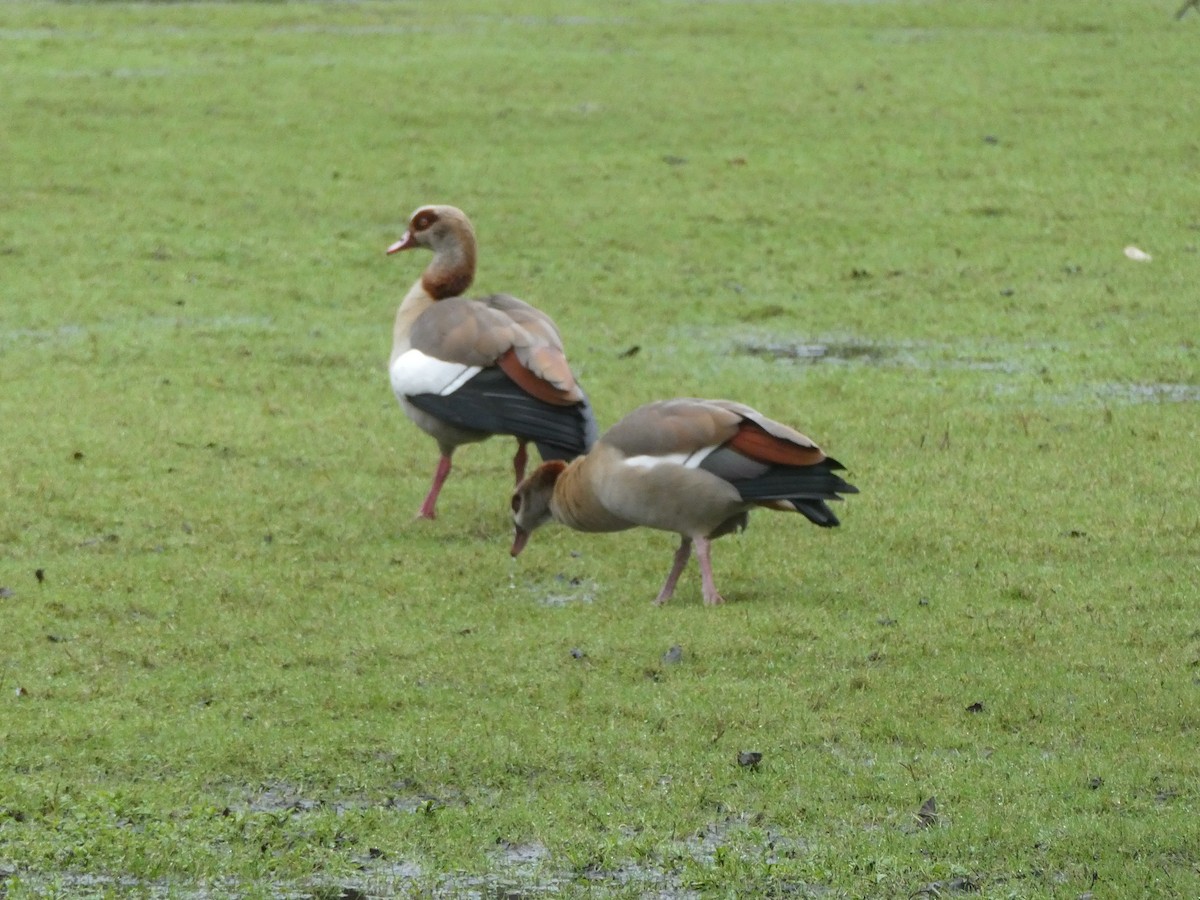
<box><xmin>1178</xmin><ymin>0</ymin><xmax>1200</xmax><ymax>20</ymax></box>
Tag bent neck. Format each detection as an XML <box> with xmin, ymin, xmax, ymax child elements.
<box><xmin>550</xmin><ymin>456</ymin><xmax>630</xmax><ymax>533</ymax></box>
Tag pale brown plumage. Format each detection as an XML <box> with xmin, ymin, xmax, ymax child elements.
<box><xmin>510</xmin><ymin>399</ymin><xmax>857</xmax><ymax>605</ymax></box>
<box><xmin>387</xmin><ymin>205</ymin><xmax>597</xmax><ymax>519</ymax></box>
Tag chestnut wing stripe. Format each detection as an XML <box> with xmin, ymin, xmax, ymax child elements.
<box><xmin>496</xmin><ymin>347</ymin><xmax>578</xmax><ymax>407</ymax></box>
<box><xmin>726</xmin><ymin>421</ymin><xmax>825</xmax><ymax>467</ymax></box>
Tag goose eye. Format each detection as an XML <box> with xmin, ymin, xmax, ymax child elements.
<box><xmin>412</xmin><ymin>210</ymin><xmax>438</xmax><ymax>232</ymax></box>
<box><xmin>511</xmin><ymin>494</ymin><xmax>522</xmax><ymax>513</ymax></box>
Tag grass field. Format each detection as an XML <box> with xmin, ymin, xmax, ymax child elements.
<box><xmin>2</xmin><ymin>1</ymin><xmax>1199</xmax><ymax>897</ymax></box>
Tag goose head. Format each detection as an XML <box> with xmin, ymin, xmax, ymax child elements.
<box><xmin>510</xmin><ymin>460</ymin><xmax>566</xmax><ymax>556</ymax></box>
<box><xmin>387</xmin><ymin>204</ymin><xmax>477</xmax><ymax>299</ymax></box>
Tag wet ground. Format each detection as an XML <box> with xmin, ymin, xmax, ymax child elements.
<box><xmin>2</xmin><ymin>791</ymin><xmax>829</xmax><ymax>898</ymax></box>
<box><xmin>732</xmin><ymin>333</ymin><xmax>1199</xmax><ymax>405</ymax></box>
<box><xmin>0</xmin><ymin>782</ymin><xmax>849</xmax><ymax>897</ymax></box>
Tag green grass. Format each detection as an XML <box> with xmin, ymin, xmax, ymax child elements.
<box><xmin>2</xmin><ymin>0</ymin><xmax>1199</xmax><ymax>896</ymax></box>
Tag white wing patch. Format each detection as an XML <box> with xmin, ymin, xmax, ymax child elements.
<box><xmin>622</xmin><ymin>446</ymin><xmax>718</xmax><ymax>471</ymax></box>
<box><xmin>390</xmin><ymin>349</ymin><xmax>481</xmax><ymax>398</ymax></box>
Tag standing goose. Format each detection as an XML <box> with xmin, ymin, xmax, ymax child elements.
<box><xmin>387</xmin><ymin>204</ymin><xmax>598</xmax><ymax>519</ymax></box>
<box><xmin>510</xmin><ymin>398</ymin><xmax>857</xmax><ymax>605</ymax></box>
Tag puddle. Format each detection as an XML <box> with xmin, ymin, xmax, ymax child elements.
<box><xmin>269</xmin><ymin>24</ymin><xmax>430</xmax><ymax>36</ymax></box>
<box><xmin>492</xmin><ymin>841</ymin><xmax>552</xmax><ymax>867</ymax></box>
<box><xmin>513</xmin><ymin>574</ymin><xmax>597</xmax><ymax>606</ymax></box>
<box><xmin>1</xmin><ymin>818</ymin><xmax>822</xmax><ymax>898</ymax></box>
<box><xmin>214</xmin><ymin>785</ymin><xmax>820</xmax><ymax>896</ymax></box>
<box><xmin>736</xmin><ymin>338</ymin><xmax>899</xmax><ymax>365</ymax></box>
<box><xmin>475</xmin><ymin>15</ymin><xmax>631</xmax><ymax>26</ymax></box>
<box><xmin>41</xmin><ymin>66</ymin><xmax>186</xmax><ymax>79</ymax></box>
<box><xmin>233</xmin><ymin>781</ymin><xmax>462</xmax><ymax>819</ymax></box>
<box><xmin>0</xmin><ymin>324</ymin><xmax>89</xmax><ymax>349</ymax></box>
<box><xmin>734</xmin><ymin>336</ymin><xmax>1025</xmax><ymax>372</ymax></box>
<box><xmin>0</xmin><ymin>858</ymin><xmax>699</xmax><ymax>898</ymax></box>
<box><xmin>1092</xmin><ymin>382</ymin><xmax>1200</xmax><ymax>404</ymax></box>
<box><xmin>0</xmin><ymin>28</ymin><xmax>62</xmax><ymax>40</ymax></box>
<box><xmin>674</xmin><ymin>812</ymin><xmax>809</xmax><ymax>867</ymax></box>
<box><xmin>669</xmin><ymin>0</ymin><xmax>900</xmax><ymax>5</ymax></box>
<box><xmin>267</xmin><ymin>16</ymin><xmax>626</xmax><ymax>35</ymax></box>
<box><xmin>0</xmin><ymin>316</ymin><xmax>276</xmax><ymax>351</ymax></box>
<box><xmin>732</xmin><ymin>333</ymin><xmax>1199</xmax><ymax>405</ymax></box>
<box><xmin>537</xmin><ymin>579</ymin><xmax>597</xmax><ymax>606</ymax></box>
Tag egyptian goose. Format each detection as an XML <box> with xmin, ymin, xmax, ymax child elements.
<box><xmin>387</xmin><ymin>204</ymin><xmax>598</xmax><ymax>519</ymax></box>
<box><xmin>510</xmin><ymin>398</ymin><xmax>858</xmax><ymax>605</ymax></box>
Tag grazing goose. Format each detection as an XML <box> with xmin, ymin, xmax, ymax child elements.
<box><xmin>510</xmin><ymin>398</ymin><xmax>857</xmax><ymax>605</ymax></box>
<box><xmin>387</xmin><ymin>204</ymin><xmax>598</xmax><ymax>519</ymax></box>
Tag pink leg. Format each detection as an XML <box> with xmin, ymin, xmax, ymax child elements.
<box><xmin>654</xmin><ymin>537</ymin><xmax>693</xmax><ymax>605</ymax></box>
<box><xmin>695</xmin><ymin>536</ymin><xmax>725</xmax><ymax>606</ymax></box>
<box><xmin>417</xmin><ymin>455</ymin><xmax>452</xmax><ymax>519</ymax></box>
<box><xmin>512</xmin><ymin>440</ymin><xmax>529</xmax><ymax>484</ymax></box>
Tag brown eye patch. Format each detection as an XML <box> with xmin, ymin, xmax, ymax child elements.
<box><xmin>411</xmin><ymin>209</ymin><xmax>439</xmax><ymax>232</ymax></box>
<box><xmin>511</xmin><ymin>494</ymin><xmax>522</xmax><ymax>513</ymax></box>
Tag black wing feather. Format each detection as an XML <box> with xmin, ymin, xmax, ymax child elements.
<box><xmin>406</xmin><ymin>367</ymin><xmax>598</xmax><ymax>460</ymax></box>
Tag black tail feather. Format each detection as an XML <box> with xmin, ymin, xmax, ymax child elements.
<box><xmin>733</xmin><ymin>458</ymin><xmax>858</xmax><ymax>527</ymax></box>
<box><xmin>532</xmin><ymin>392</ymin><xmax>599</xmax><ymax>460</ymax></box>
<box><xmin>791</xmin><ymin>499</ymin><xmax>841</xmax><ymax>528</ymax></box>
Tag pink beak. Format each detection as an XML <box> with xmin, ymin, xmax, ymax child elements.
<box><xmin>510</xmin><ymin>527</ymin><xmax>530</xmax><ymax>557</ymax></box>
<box><xmin>386</xmin><ymin>231</ymin><xmax>418</xmax><ymax>255</ymax></box>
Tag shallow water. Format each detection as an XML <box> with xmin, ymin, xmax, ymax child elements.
<box><xmin>1091</xmin><ymin>382</ymin><xmax>1200</xmax><ymax>404</ymax></box>
<box><xmin>733</xmin><ymin>334</ymin><xmax>1199</xmax><ymax>404</ymax></box>
<box><xmin>736</xmin><ymin>338</ymin><xmax>899</xmax><ymax>365</ymax></box>
<box><xmin>3</xmin><ymin>787</ymin><xmax>834</xmax><ymax>897</ymax></box>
